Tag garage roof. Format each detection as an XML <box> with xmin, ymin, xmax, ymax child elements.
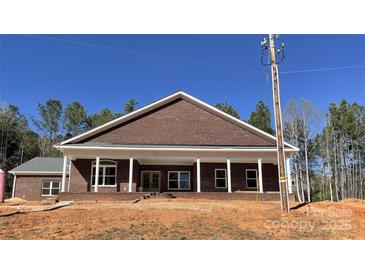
<box><xmin>9</xmin><ymin>157</ymin><xmax>65</xmax><ymax>175</ymax></box>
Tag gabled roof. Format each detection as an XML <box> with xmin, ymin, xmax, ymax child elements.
<box><xmin>59</xmin><ymin>91</ymin><xmax>299</xmax><ymax>151</ymax></box>
<box><xmin>9</xmin><ymin>157</ymin><xmax>65</xmax><ymax>175</ymax></box>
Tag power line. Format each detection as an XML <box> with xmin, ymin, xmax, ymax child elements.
<box><xmin>24</xmin><ymin>34</ymin><xmax>264</xmax><ymax>74</ymax></box>
<box><xmin>281</xmin><ymin>64</ymin><xmax>365</xmax><ymax>74</ymax></box>
<box><xmin>19</xmin><ymin>35</ymin><xmax>365</xmax><ymax>76</ymax></box>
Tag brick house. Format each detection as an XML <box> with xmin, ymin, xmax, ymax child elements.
<box><xmin>9</xmin><ymin>91</ymin><xmax>299</xmax><ymax>201</ymax></box>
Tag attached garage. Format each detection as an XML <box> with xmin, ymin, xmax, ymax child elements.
<box><xmin>9</xmin><ymin>157</ymin><xmax>67</xmax><ymax>200</ymax></box>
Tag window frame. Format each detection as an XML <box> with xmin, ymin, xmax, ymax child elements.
<box><xmin>41</xmin><ymin>180</ymin><xmax>61</xmax><ymax>197</ymax></box>
<box><xmin>91</xmin><ymin>160</ymin><xmax>117</xmax><ymax>187</ymax></box>
<box><xmin>215</xmin><ymin>169</ymin><xmax>227</xmax><ymax>188</ymax></box>
<box><xmin>167</xmin><ymin>171</ymin><xmax>191</xmax><ymax>190</ymax></box>
<box><xmin>246</xmin><ymin>169</ymin><xmax>258</xmax><ymax>189</ymax></box>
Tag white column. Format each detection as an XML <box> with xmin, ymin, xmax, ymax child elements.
<box><xmin>94</xmin><ymin>156</ymin><xmax>100</xmax><ymax>193</ymax></box>
<box><xmin>227</xmin><ymin>158</ymin><xmax>232</xmax><ymax>193</ymax></box>
<box><xmin>286</xmin><ymin>158</ymin><xmax>293</xmax><ymax>194</ymax></box>
<box><xmin>128</xmin><ymin>158</ymin><xmax>134</xmax><ymax>192</ymax></box>
<box><xmin>12</xmin><ymin>175</ymin><xmax>17</xmax><ymax>198</ymax></box>
<box><xmin>68</xmin><ymin>160</ymin><xmax>72</xmax><ymax>192</ymax></box>
<box><xmin>196</xmin><ymin>158</ymin><xmax>201</xmax><ymax>193</ymax></box>
<box><xmin>258</xmin><ymin>158</ymin><xmax>263</xmax><ymax>193</ymax></box>
<box><xmin>61</xmin><ymin>155</ymin><xmax>68</xmax><ymax>192</ymax></box>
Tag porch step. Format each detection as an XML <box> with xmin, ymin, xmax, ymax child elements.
<box><xmin>143</xmin><ymin>193</ymin><xmax>158</xmax><ymax>199</ymax></box>
<box><xmin>158</xmin><ymin>193</ymin><xmax>177</xmax><ymax>199</ymax></box>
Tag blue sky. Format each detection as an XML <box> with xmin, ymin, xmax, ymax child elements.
<box><xmin>1</xmin><ymin>34</ymin><xmax>364</xmax><ymax>128</ymax></box>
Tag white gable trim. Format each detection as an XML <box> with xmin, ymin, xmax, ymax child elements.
<box><xmin>60</xmin><ymin>91</ymin><xmax>184</xmax><ymax>145</ymax></box>
<box><xmin>59</xmin><ymin>91</ymin><xmax>299</xmax><ymax>150</ymax></box>
<box><xmin>181</xmin><ymin>92</ymin><xmax>298</xmax><ymax>150</ymax></box>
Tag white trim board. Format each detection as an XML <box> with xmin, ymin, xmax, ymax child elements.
<box><xmin>8</xmin><ymin>171</ymin><xmax>65</xmax><ymax>175</ymax></box>
<box><xmin>56</xmin><ymin>145</ymin><xmax>299</xmax><ymax>153</ymax></box>
<box><xmin>56</xmin><ymin>147</ymin><xmax>294</xmax><ymax>163</ymax></box>
<box><xmin>58</xmin><ymin>91</ymin><xmax>299</xmax><ymax>150</ymax></box>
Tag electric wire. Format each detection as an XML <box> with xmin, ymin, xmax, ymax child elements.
<box><xmin>21</xmin><ymin>35</ymin><xmax>365</xmax><ymax>76</ymax></box>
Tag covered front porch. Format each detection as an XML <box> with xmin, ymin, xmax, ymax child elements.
<box><xmin>56</xmin><ymin>145</ymin><xmax>295</xmax><ymax>196</ymax></box>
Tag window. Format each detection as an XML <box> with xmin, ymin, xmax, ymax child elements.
<box><xmin>41</xmin><ymin>181</ymin><xmax>60</xmax><ymax>196</ymax></box>
<box><xmin>215</xmin><ymin>169</ymin><xmax>227</xmax><ymax>188</ymax></box>
<box><xmin>168</xmin><ymin>171</ymin><xmax>190</xmax><ymax>190</ymax></box>
<box><xmin>91</xmin><ymin>160</ymin><xmax>117</xmax><ymax>186</ymax></box>
<box><xmin>246</xmin><ymin>169</ymin><xmax>258</xmax><ymax>188</ymax></box>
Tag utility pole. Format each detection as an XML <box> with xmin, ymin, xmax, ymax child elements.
<box><xmin>261</xmin><ymin>34</ymin><xmax>289</xmax><ymax>213</ymax></box>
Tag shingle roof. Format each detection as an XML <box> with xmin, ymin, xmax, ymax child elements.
<box><xmin>9</xmin><ymin>157</ymin><xmax>64</xmax><ymax>174</ymax></box>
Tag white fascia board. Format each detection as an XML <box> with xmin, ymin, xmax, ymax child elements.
<box><xmin>8</xmin><ymin>171</ymin><xmax>64</xmax><ymax>175</ymax></box>
<box><xmin>58</xmin><ymin>90</ymin><xmax>299</xmax><ymax>151</ymax></box>
<box><xmin>55</xmin><ymin>144</ymin><xmax>299</xmax><ymax>153</ymax></box>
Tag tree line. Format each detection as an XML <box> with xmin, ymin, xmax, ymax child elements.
<box><xmin>0</xmin><ymin>98</ymin><xmax>138</xmax><ymax>194</ymax></box>
<box><xmin>283</xmin><ymin>99</ymin><xmax>365</xmax><ymax>202</ymax></box>
<box><xmin>220</xmin><ymin>98</ymin><xmax>365</xmax><ymax>202</ymax></box>
<box><xmin>1</xmin><ymin>96</ymin><xmax>363</xmax><ymax>202</ymax></box>
<box><xmin>216</xmin><ymin>99</ymin><xmax>365</xmax><ymax>202</ymax></box>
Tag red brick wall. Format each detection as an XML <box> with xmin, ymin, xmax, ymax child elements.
<box><xmin>14</xmin><ymin>175</ymin><xmax>63</xmax><ymax>201</ymax></box>
<box><xmin>200</xmin><ymin>163</ymin><xmax>279</xmax><ymax>192</ymax></box>
<box><xmin>138</xmin><ymin>165</ymin><xmax>195</xmax><ymax>192</ymax></box>
<box><xmin>69</xmin><ymin>160</ymin><xmax>279</xmax><ymax>194</ymax></box>
<box><xmin>80</xmin><ymin>99</ymin><xmax>276</xmax><ymax>147</ymax></box>
<box><xmin>13</xmin><ymin>162</ymin><xmax>280</xmax><ymax>201</ymax></box>
<box><xmin>70</xmin><ymin>159</ymin><xmax>139</xmax><ymax>193</ymax></box>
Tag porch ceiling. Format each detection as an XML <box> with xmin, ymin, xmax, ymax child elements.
<box><xmin>136</xmin><ymin>157</ymin><xmax>278</xmax><ymax>165</ymax></box>
<box><xmin>57</xmin><ymin>144</ymin><xmax>293</xmax><ymax>163</ymax></box>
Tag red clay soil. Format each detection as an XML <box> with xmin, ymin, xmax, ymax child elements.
<box><xmin>0</xmin><ymin>198</ymin><xmax>364</xmax><ymax>240</ymax></box>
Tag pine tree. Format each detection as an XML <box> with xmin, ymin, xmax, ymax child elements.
<box><xmin>247</xmin><ymin>101</ymin><xmax>274</xmax><ymax>134</ymax></box>
<box><xmin>215</xmin><ymin>102</ymin><xmax>240</xmax><ymax>119</ymax></box>
<box><xmin>32</xmin><ymin>99</ymin><xmax>62</xmax><ymax>157</ymax></box>
<box><xmin>64</xmin><ymin>101</ymin><xmax>87</xmax><ymax>137</ymax></box>
<box><xmin>124</xmin><ymin>99</ymin><xmax>138</xmax><ymax>114</ymax></box>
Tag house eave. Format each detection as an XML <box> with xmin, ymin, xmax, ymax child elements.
<box><xmin>54</xmin><ymin>144</ymin><xmax>299</xmax><ymax>154</ymax></box>
<box><xmin>8</xmin><ymin>171</ymin><xmax>65</xmax><ymax>176</ymax></box>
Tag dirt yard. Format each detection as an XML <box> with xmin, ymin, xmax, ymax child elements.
<box><xmin>0</xmin><ymin>198</ymin><xmax>364</xmax><ymax>240</ymax></box>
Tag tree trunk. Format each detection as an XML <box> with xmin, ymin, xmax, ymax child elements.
<box><xmin>333</xmin><ymin>138</ymin><xmax>340</xmax><ymax>202</ymax></box>
<box><xmin>304</xmin><ymin>138</ymin><xmax>311</xmax><ymax>202</ymax></box>
<box><xmin>294</xmin><ymin>159</ymin><xmax>302</xmax><ymax>203</ymax></box>
<box><xmin>300</xmin><ymin>168</ymin><xmax>305</xmax><ymax>202</ymax></box>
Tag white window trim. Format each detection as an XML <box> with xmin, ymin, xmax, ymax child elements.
<box><xmin>91</xmin><ymin>160</ymin><xmax>117</xmax><ymax>187</ymax></box>
<box><xmin>41</xmin><ymin>180</ymin><xmax>61</xmax><ymax>197</ymax></box>
<box><xmin>246</xmin><ymin>169</ymin><xmax>258</xmax><ymax>189</ymax></box>
<box><xmin>168</xmin><ymin>171</ymin><xmax>191</xmax><ymax>190</ymax></box>
<box><xmin>215</xmin><ymin>169</ymin><xmax>227</xmax><ymax>188</ymax></box>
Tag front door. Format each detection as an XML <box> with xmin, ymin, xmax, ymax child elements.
<box><xmin>140</xmin><ymin>171</ymin><xmax>161</xmax><ymax>192</ymax></box>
